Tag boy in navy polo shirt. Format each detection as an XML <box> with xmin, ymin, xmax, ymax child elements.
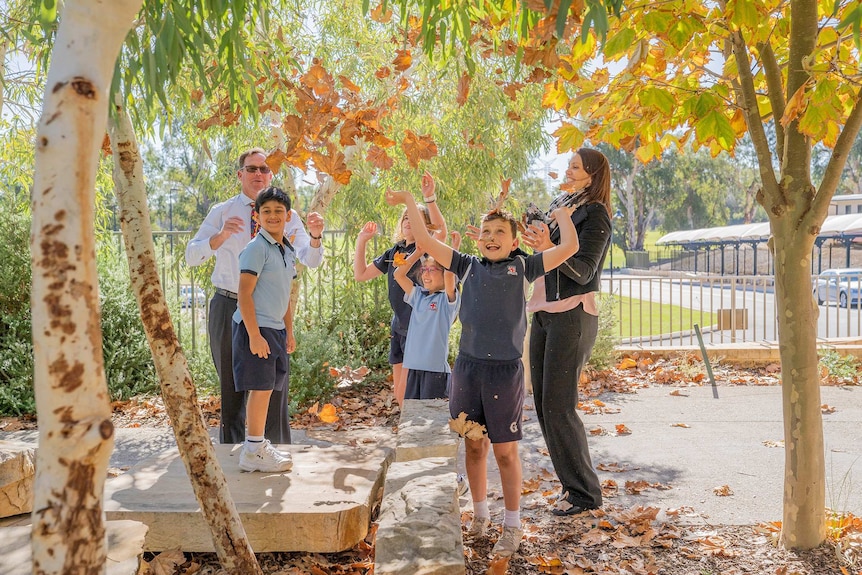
<box><xmin>385</xmin><ymin>188</ymin><xmax>578</xmax><ymax>558</ymax></box>
<box><xmin>233</xmin><ymin>186</ymin><xmax>296</xmax><ymax>472</ymax></box>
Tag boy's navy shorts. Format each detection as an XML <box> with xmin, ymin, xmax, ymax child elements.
<box><xmin>405</xmin><ymin>369</ymin><xmax>450</xmax><ymax>400</ymax></box>
<box><xmin>449</xmin><ymin>354</ymin><xmax>524</xmax><ymax>444</ymax></box>
<box><xmin>231</xmin><ymin>322</ymin><xmax>289</xmax><ymax>392</ymax></box>
<box><xmin>388</xmin><ymin>330</ymin><xmax>407</xmax><ymax>365</ymax></box>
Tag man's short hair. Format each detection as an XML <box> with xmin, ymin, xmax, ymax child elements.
<box><xmin>237</xmin><ymin>147</ymin><xmax>267</xmax><ymax>170</ymax></box>
<box><xmin>482</xmin><ymin>209</ymin><xmax>518</xmax><ymax>237</ymax></box>
<box><xmin>255</xmin><ymin>186</ymin><xmax>292</xmax><ymax>213</ymax></box>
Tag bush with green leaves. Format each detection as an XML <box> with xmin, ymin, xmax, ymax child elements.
<box><xmin>588</xmin><ymin>292</ymin><xmax>620</xmax><ymax>370</ymax></box>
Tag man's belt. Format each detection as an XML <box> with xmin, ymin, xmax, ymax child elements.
<box><xmin>215</xmin><ymin>288</ymin><xmax>237</xmax><ymax>300</ymax></box>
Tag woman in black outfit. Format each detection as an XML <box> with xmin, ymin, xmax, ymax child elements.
<box><xmin>521</xmin><ymin>147</ymin><xmax>612</xmax><ymax>516</ymax></box>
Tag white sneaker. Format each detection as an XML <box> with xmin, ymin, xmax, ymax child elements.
<box><xmin>491</xmin><ymin>525</ymin><xmax>523</xmax><ymax>557</ymax></box>
<box><xmin>456</xmin><ymin>474</ymin><xmax>470</xmax><ymax>497</ymax></box>
<box><xmin>465</xmin><ymin>516</ymin><xmax>491</xmax><ymax>541</ymax></box>
<box><xmin>239</xmin><ymin>440</ymin><xmax>293</xmax><ymax>472</ymax></box>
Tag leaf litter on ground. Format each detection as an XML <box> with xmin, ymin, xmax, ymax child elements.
<box><xmin>10</xmin><ymin>353</ymin><xmax>861</xmax><ymax>574</ymax></box>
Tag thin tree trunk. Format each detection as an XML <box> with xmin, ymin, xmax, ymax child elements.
<box><xmin>29</xmin><ymin>1</ymin><xmax>142</xmax><ymax>573</ymax></box>
<box><xmin>108</xmin><ymin>96</ymin><xmax>264</xmax><ymax>575</ymax></box>
<box><xmin>771</xmin><ymin>219</ymin><xmax>826</xmax><ymax>548</ymax></box>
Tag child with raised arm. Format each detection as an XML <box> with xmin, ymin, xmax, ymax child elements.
<box><xmin>385</xmin><ymin>188</ymin><xmax>578</xmax><ymax>559</ymax></box>
<box><xmin>353</xmin><ymin>172</ymin><xmax>446</xmax><ymax>405</ymax></box>
<box><xmin>393</xmin><ymin>232</ymin><xmax>462</xmax><ymax>400</ymax></box>
<box><xmin>233</xmin><ymin>186</ymin><xmax>296</xmax><ymax>473</ymax></box>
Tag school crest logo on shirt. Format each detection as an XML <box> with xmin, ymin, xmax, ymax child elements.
<box><xmin>429</xmin><ymin>301</ymin><xmax>438</xmax><ymax>311</ymax></box>
<box><xmin>507</xmin><ymin>265</ymin><xmax>517</xmax><ymax>276</ymax></box>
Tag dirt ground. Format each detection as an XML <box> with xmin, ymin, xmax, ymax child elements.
<box><xmin>5</xmin><ymin>353</ymin><xmax>861</xmax><ymax>574</ymax></box>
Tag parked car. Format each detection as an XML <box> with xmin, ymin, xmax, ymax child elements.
<box><xmin>813</xmin><ymin>268</ymin><xmax>862</xmax><ymax>308</ymax></box>
<box><xmin>180</xmin><ymin>285</ymin><xmax>206</xmax><ymax>309</ymax></box>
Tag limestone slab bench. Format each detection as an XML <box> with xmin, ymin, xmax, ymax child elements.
<box><xmin>0</xmin><ymin>440</ymin><xmax>36</xmax><ymax>518</ymax></box>
<box><xmin>104</xmin><ymin>442</ymin><xmax>392</xmax><ymax>553</ymax></box>
<box><xmin>0</xmin><ymin>519</ymin><xmax>147</xmax><ymax>575</ymax></box>
<box><xmin>375</xmin><ymin>399</ymin><xmax>465</xmax><ymax>575</ymax></box>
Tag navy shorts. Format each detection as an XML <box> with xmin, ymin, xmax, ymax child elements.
<box><xmin>405</xmin><ymin>369</ymin><xmax>450</xmax><ymax>400</ymax></box>
<box><xmin>388</xmin><ymin>330</ymin><xmax>407</xmax><ymax>365</ymax></box>
<box><xmin>449</xmin><ymin>354</ymin><xmax>525</xmax><ymax>444</ymax></box>
<box><xmin>231</xmin><ymin>322</ymin><xmax>289</xmax><ymax>392</ymax></box>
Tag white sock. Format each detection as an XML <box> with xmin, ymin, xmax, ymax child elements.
<box><xmin>503</xmin><ymin>508</ymin><xmax>520</xmax><ymax>529</ymax></box>
<box><xmin>473</xmin><ymin>499</ymin><xmax>490</xmax><ymax>520</ymax></box>
<box><xmin>245</xmin><ymin>435</ymin><xmax>264</xmax><ymax>452</ymax></box>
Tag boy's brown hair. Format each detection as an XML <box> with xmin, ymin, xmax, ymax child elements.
<box><xmin>482</xmin><ymin>209</ymin><xmax>519</xmax><ymax>237</ymax></box>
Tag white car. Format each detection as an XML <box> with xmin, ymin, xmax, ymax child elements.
<box><xmin>180</xmin><ymin>285</ymin><xmax>206</xmax><ymax>309</ymax></box>
<box><xmin>813</xmin><ymin>268</ymin><xmax>862</xmax><ymax>308</ymax></box>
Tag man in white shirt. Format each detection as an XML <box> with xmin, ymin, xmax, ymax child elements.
<box><xmin>185</xmin><ymin>147</ymin><xmax>325</xmax><ymax>444</ymax></box>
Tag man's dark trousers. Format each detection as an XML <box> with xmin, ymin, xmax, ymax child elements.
<box><xmin>209</xmin><ymin>292</ymin><xmax>291</xmax><ymax>444</ymax></box>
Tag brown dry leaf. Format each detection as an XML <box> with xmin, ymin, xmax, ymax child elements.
<box><xmin>624</xmin><ymin>480</ymin><xmax>651</xmax><ymax>494</ymax></box>
<box><xmin>763</xmin><ymin>439</ymin><xmax>784</xmax><ymax>448</ymax></box>
<box><xmin>580</xmin><ymin>527</ymin><xmax>611</xmax><ymax>546</ymax></box>
<box><xmin>669</xmin><ymin>389</ymin><xmax>689</xmax><ymax>397</ymax></box>
<box><xmin>449</xmin><ymin>412</ymin><xmax>487</xmax><ymax>440</ymax></box>
<box><xmin>589</xmin><ymin>426</ymin><xmax>606</xmax><ymax>436</ymax></box>
<box><xmin>528</xmin><ymin>553</ymin><xmax>564</xmax><ymax>574</ymax></box>
<box><xmin>370</xmin><ymin>2</ymin><xmax>392</xmax><ymax>22</ymax></box>
<box><xmin>101</xmin><ymin>133</ymin><xmax>113</xmax><ymax>155</ymax></box>
<box><xmin>311</xmin><ymin>144</ymin><xmax>352</xmax><ymax>185</ymax></box>
<box><xmin>713</xmin><ymin>484</ymin><xmax>734</xmax><ymax>496</ymax></box>
<box><xmin>821</xmin><ymin>404</ymin><xmax>836</xmax><ymax>414</ymax></box>
<box><xmin>486</xmin><ymin>554</ymin><xmax>510</xmax><ymax>574</ymax></box>
<box><xmin>456</xmin><ymin>71</ymin><xmax>471</xmax><ymax>106</ymax></box>
<box><xmin>393</xmin><ymin>252</ymin><xmax>408</xmax><ymax>267</ymax></box>
<box><xmin>597</xmin><ymin>462</ymin><xmax>637</xmax><ymax>473</ymax></box>
<box><xmin>393</xmin><ymin>49</ymin><xmax>413</xmax><ymax>72</ymax></box>
<box><xmin>617</xmin><ymin>357</ymin><xmax>637</xmax><ymax>370</ymax></box>
<box><xmin>375</xmin><ymin>66</ymin><xmax>391</xmax><ymax>79</ymax></box>
<box><xmin>615</xmin><ymin>424</ymin><xmax>632</xmax><ymax>436</ymax></box>
<box><xmin>366</xmin><ymin>145</ymin><xmax>394</xmax><ymax>171</ymax></box>
<box><xmin>522</xmin><ymin>476</ymin><xmax>541</xmax><ymax>494</ymax></box>
<box><xmin>698</xmin><ymin>534</ymin><xmax>740</xmax><ymax>557</ymax></box>
<box><xmin>318</xmin><ymin>403</ymin><xmax>339</xmax><ymax>423</ymax></box>
<box><xmin>671</xmin><ymin>423</ymin><xmax>691</xmax><ymax>428</ymax></box>
<box><xmin>149</xmin><ymin>549</ymin><xmax>185</xmax><ymax>575</ymax></box>
<box><xmin>402</xmin><ymin>129</ymin><xmax>438</xmax><ymax>168</ymax></box>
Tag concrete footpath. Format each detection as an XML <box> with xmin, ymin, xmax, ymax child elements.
<box><xmin>514</xmin><ymin>385</ymin><xmax>862</xmax><ymax>525</ymax></box>
<box><xmin>2</xmin><ymin>385</ymin><xmax>861</xmax><ymax>527</ymax></box>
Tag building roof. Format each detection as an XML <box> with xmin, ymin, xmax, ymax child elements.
<box><xmin>656</xmin><ymin>214</ymin><xmax>862</xmax><ymax>246</ymax></box>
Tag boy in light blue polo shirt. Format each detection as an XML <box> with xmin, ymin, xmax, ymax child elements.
<box><xmin>232</xmin><ymin>186</ymin><xmax>296</xmax><ymax>473</ymax></box>
<box><xmin>393</xmin><ymin>232</ymin><xmax>462</xmax><ymax>399</ymax></box>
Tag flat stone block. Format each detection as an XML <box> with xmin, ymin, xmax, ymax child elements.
<box><xmin>375</xmin><ymin>458</ymin><xmax>464</xmax><ymax>575</ymax></box>
<box><xmin>104</xmin><ymin>443</ymin><xmax>392</xmax><ymax>553</ymax></box>
<box><xmin>396</xmin><ymin>399</ymin><xmax>458</xmax><ymax>462</ymax></box>
<box><xmin>0</xmin><ymin>519</ymin><xmax>147</xmax><ymax>575</ymax></box>
<box><xmin>0</xmin><ymin>440</ymin><xmax>36</xmax><ymax>518</ymax></box>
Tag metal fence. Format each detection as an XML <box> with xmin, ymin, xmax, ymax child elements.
<box><xmin>128</xmin><ymin>232</ymin><xmax>862</xmax><ymax>355</ymax></box>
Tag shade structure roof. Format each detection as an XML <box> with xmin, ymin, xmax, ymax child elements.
<box><xmin>656</xmin><ymin>215</ymin><xmax>862</xmax><ymax>246</ymax></box>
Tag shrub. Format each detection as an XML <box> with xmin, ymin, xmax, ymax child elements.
<box><xmin>588</xmin><ymin>292</ymin><xmax>620</xmax><ymax>370</ymax></box>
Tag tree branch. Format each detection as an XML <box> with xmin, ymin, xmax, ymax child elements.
<box><xmin>758</xmin><ymin>42</ymin><xmax>786</xmax><ymax>161</ymax></box>
<box><xmin>730</xmin><ymin>30</ymin><xmax>780</xmax><ymax>207</ymax></box>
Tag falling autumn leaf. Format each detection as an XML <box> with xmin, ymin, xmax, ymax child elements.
<box><xmin>393</xmin><ymin>252</ymin><xmax>408</xmax><ymax>267</ymax></box>
<box><xmin>366</xmin><ymin>145</ymin><xmax>394</xmax><ymax>171</ymax></box>
<box><xmin>375</xmin><ymin>66</ymin><xmax>392</xmax><ymax>79</ymax></box>
<box><xmin>101</xmin><ymin>133</ymin><xmax>113</xmax><ymax>155</ymax></box>
<box><xmin>449</xmin><ymin>412</ymin><xmax>487</xmax><ymax>440</ymax></box>
<box><xmin>393</xmin><ymin>49</ymin><xmax>413</xmax><ymax>71</ymax></box>
<box><xmin>402</xmin><ymin>129</ymin><xmax>438</xmax><ymax>168</ymax></box>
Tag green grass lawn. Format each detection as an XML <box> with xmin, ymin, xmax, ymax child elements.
<box><xmin>611</xmin><ymin>294</ymin><xmax>715</xmax><ymax>338</ymax></box>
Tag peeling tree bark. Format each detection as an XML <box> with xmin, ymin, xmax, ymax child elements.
<box><xmin>29</xmin><ymin>1</ymin><xmax>143</xmax><ymax>573</ymax></box>
<box><xmin>108</xmin><ymin>97</ymin><xmax>263</xmax><ymax>575</ymax></box>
